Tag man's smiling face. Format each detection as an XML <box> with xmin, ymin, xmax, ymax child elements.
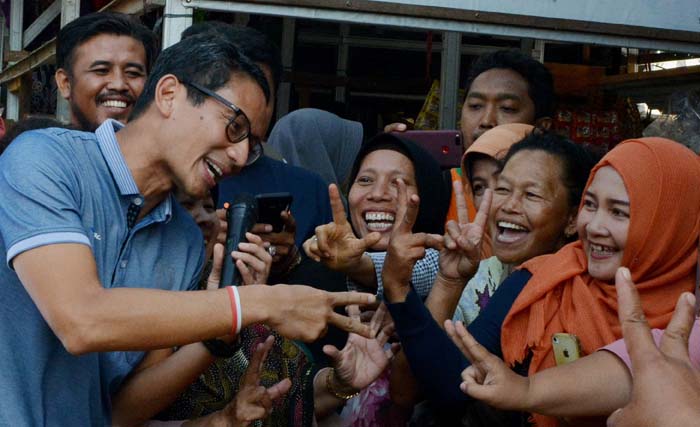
<box><xmin>57</xmin><ymin>33</ymin><xmax>147</xmax><ymax>131</ymax></box>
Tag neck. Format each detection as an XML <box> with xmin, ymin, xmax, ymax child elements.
<box><xmin>115</xmin><ymin>114</ymin><xmax>173</xmax><ymax>215</ymax></box>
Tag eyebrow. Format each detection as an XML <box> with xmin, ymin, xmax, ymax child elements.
<box><xmin>87</xmin><ymin>60</ymin><xmax>145</xmax><ymax>71</ymax></box>
<box><xmin>585</xmin><ymin>191</ymin><xmax>630</xmax><ymax>206</ymax></box>
<box><xmin>466</xmin><ymin>92</ymin><xmax>522</xmax><ymax>102</ymax></box>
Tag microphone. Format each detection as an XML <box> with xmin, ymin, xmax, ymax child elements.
<box><xmin>220</xmin><ymin>193</ymin><xmax>258</xmax><ymax>287</ymax></box>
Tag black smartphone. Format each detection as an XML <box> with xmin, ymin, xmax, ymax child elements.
<box><xmin>255</xmin><ymin>192</ymin><xmax>293</xmax><ymax>233</ymax></box>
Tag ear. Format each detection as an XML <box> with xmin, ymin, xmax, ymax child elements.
<box><xmin>564</xmin><ymin>208</ymin><xmax>578</xmax><ymax>239</ymax></box>
<box><xmin>55</xmin><ymin>68</ymin><xmax>72</xmax><ymax>100</ymax></box>
<box><xmin>153</xmin><ymin>74</ymin><xmax>181</xmax><ymax>118</ymax></box>
<box><xmin>535</xmin><ymin>116</ymin><xmax>553</xmax><ymax>131</ymax></box>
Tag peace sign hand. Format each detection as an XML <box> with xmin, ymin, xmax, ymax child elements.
<box><xmin>439</xmin><ymin>179</ymin><xmax>491</xmax><ymax>285</ymax></box>
<box><xmin>303</xmin><ymin>184</ymin><xmax>381</xmax><ymax>273</ymax></box>
<box><xmin>606</xmin><ymin>267</ymin><xmax>700</xmax><ymax>427</ymax></box>
<box><xmin>382</xmin><ymin>179</ymin><xmax>444</xmax><ymax>302</ymax></box>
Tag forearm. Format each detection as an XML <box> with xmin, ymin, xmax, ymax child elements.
<box><xmin>313</xmin><ymin>368</ymin><xmax>350</xmax><ymax>420</ymax></box>
<box><xmin>386</xmin><ymin>289</ymin><xmax>469</xmax><ymax>404</ymax></box>
<box><xmin>523</xmin><ymin>351</ymin><xmax>632</xmax><ymax>417</ymax></box>
<box><xmin>424</xmin><ymin>274</ymin><xmax>466</xmax><ymax>326</ymax></box>
<box><xmin>53</xmin><ymin>285</ymin><xmax>268</xmax><ymax>354</ymax></box>
<box><xmin>112</xmin><ymin>344</ymin><xmax>216</xmax><ymax>426</ymax></box>
<box><xmin>388</xmin><ymin>351</ymin><xmax>421</xmax><ymax>408</ymax></box>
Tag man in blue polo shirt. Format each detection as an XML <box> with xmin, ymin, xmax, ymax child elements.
<box><xmin>0</xmin><ymin>30</ymin><xmax>373</xmax><ymax>426</ymax></box>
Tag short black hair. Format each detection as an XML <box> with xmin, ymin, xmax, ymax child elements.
<box><xmin>56</xmin><ymin>12</ymin><xmax>158</xmax><ymax>76</ymax></box>
<box><xmin>129</xmin><ymin>32</ymin><xmax>271</xmax><ymax>120</ymax></box>
<box><xmin>466</xmin><ymin>50</ymin><xmax>555</xmax><ymax>120</ymax></box>
<box><xmin>502</xmin><ymin>131</ymin><xmax>596</xmax><ymax>216</ymax></box>
<box><xmin>182</xmin><ymin>22</ymin><xmax>282</xmax><ymax>93</ymax></box>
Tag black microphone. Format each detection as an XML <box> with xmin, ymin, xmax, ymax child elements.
<box><xmin>220</xmin><ymin>193</ymin><xmax>258</xmax><ymax>287</ymax></box>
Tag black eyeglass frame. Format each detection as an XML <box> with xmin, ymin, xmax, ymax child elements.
<box><xmin>181</xmin><ymin>80</ymin><xmax>251</xmax><ymax>144</ymax></box>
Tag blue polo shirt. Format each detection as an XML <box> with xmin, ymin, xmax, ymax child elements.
<box><xmin>0</xmin><ymin>120</ymin><xmax>204</xmax><ymax>426</ymax></box>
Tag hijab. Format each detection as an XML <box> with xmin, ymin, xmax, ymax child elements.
<box><xmin>267</xmin><ymin>108</ymin><xmax>363</xmax><ymax>186</ymax></box>
<box><xmin>347</xmin><ymin>133</ymin><xmax>450</xmax><ymax>235</ymax></box>
<box><xmin>501</xmin><ymin>137</ymin><xmax>700</xmax><ymax>426</ymax></box>
<box><xmin>446</xmin><ymin>124</ymin><xmax>534</xmax><ymax>223</ymax></box>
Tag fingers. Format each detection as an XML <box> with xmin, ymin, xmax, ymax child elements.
<box><xmin>329</xmin><ymin>311</ymin><xmax>372</xmax><ymax>338</ymax></box>
<box><xmin>206</xmin><ymin>243</ymin><xmax>225</xmax><ymax>289</ymax></box>
<box><xmin>330</xmin><ymin>291</ymin><xmax>376</xmax><ymax>307</ymax></box>
<box><xmin>266</xmin><ymin>378</ymin><xmax>292</xmax><ymax>401</ymax></box>
<box><xmin>658</xmin><ymin>292</ymin><xmax>696</xmax><ymax>361</ymax></box>
<box><xmin>346</xmin><ymin>304</ymin><xmax>361</xmax><ymax>322</ymax></box>
<box><xmin>280</xmin><ymin>210</ymin><xmax>297</xmax><ymax>234</ymax></box>
<box><xmin>395</xmin><ymin>179</ymin><xmax>420</xmax><ymax>234</ymax></box>
<box><xmin>360</xmin><ymin>232</ymin><xmax>382</xmax><ymax>251</ymax></box>
<box><xmin>322</xmin><ymin>344</ymin><xmax>342</xmax><ymax>361</ymax></box>
<box><xmin>314</xmin><ymin>224</ymin><xmax>335</xmax><ymax>258</ymax></box>
<box><xmin>384</xmin><ymin>122</ymin><xmax>407</xmax><ymax>132</ymax></box>
<box><xmin>453</xmin><ymin>320</ymin><xmax>492</xmax><ymax>366</ymax></box>
<box><xmin>615</xmin><ymin>267</ymin><xmax>658</xmax><ymax>370</ymax></box>
<box><xmin>328</xmin><ymin>184</ymin><xmax>349</xmax><ymax>226</ymax></box>
<box><xmin>243</xmin><ymin>336</ymin><xmax>274</xmax><ymax>385</ymax></box>
<box><xmin>303</xmin><ymin>235</ymin><xmax>322</xmax><ymax>262</ymax></box>
<box><xmin>472</xmin><ymin>189</ymin><xmax>492</xmax><ymax>232</ymax></box>
<box><xmin>369</xmin><ymin>303</ymin><xmax>387</xmax><ymax>337</ymax></box>
<box><xmin>453</xmin><ymin>179</ymin><xmax>469</xmax><ymax>225</ymax></box>
<box><xmin>445</xmin><ymin>320</ymin><xmax>471</xmax><ymax>358</ymax></box>
<box><xmin>251</xmin><ymin>223</ymin><xmax>273</xmax><ymax>234</ymax></box>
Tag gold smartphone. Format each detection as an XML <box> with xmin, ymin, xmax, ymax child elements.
<box><xmin>552</xmin><ymin>333</ymin><xmax>582</xmax><ymax>365</ymax></box>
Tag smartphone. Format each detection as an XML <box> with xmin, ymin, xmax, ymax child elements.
<box><xmin>255</xmin><ymin>192</ymin><xmax>293</xmax><ymax>233</ymax></box>
<box><xmin>552</xmin><ymin>333</ymin><xmax>582</xmax><ymax>365</ymax></box>
<box><xmin>394</xmin><ymin>130</ymin><xmax>463</xmax><ymax>169</ymax></box>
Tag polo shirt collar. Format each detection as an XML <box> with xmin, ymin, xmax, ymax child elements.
<box><xmin>95</xmin><ymin>119</ymin><xmax>173</xmax><ymax>223</ymax></box>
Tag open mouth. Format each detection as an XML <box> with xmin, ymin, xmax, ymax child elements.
<box><xmin>588</xmin><ymin>242</ymin><xmax>618</xmax><ymax>260</ymax></box>
<box><xmin>204</xmin><ymin>158</ymin><xmax>223</xmax><ymax>182</ymax></box>
<box><xmin>364</xmin><ymin>211</ymin><xmax>396</xmax><ymax>232</ymax></box>
<box><xmin>100</xmin><ymin>99</ymin><xmax>129</xmax><ymax>109</ymax></box>
<box><xmin>496</xmin><ymin>220</ymin><xmax>530</xmax><ymax>244</ymax></box>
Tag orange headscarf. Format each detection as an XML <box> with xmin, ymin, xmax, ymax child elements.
<box><xmin>501</xmin><ymin>137</ymin><xmax>700</xmax><ymax>426</ymax></box>
<box><xmin>444</xmin><ymin>124</ymin><xmax>534</xmax><ymax>257</ymax></box>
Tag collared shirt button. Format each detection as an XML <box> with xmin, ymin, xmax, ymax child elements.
<box><xmin>120</xmin><ymin>260</ymin><xmax>128</xmax><ymax>268</ymax></box>
<box><xmin>132</xmin><ymin>197</ymin><xmax>143</xmax><ymax>206</ymax></box>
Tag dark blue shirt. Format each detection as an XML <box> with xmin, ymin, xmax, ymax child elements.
<box><xmin>217</xmin><ymin>155</ymin><xmax>333</xmax><ymax>246</ymax></box>
<box><xmin>386</xmin><ymin>269</ymin><xmax>532</xmax><ymax>404</ymax></box>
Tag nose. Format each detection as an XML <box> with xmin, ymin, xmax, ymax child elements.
<box><xmin>499</xmin><ymin>191</ymin><xmax>522</xmax><ymax>214</ymax></box>
<box><xmin>478</xmin><ymin>104</ymin><xmax>497</xmax><ymax>130</ymax></box>
<box><xmin>585</xmin><ymin>210</ymin><xmax>609</xmax><ymax>238</ymax></box>
<box><xmin>226</xmin><ymin>138</ymin><xmax>250</xmax><ymax>168</ymax></box>
<box><xmin>367</xmin><ymin>179</ymin><xmax>393</xmax><ymax>201</ymax></box>
<box><xmin>106</xmin><ymin>69</ymin><xmax>128</xmax><ymax>91</ymax></box>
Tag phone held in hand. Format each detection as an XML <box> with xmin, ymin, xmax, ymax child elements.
<box><xmin>552</xmin><ymin>333</ymin><xmax>583</xmax><ymax>365</ymax></box>
<box><xmin>255</xmin><ymin>192</ymin><xmax>293</xmax><ymax>233</ymax></box>
<box><xmin>393</xmin><ymin>130</ymin><xmax>463</xmax><ymax>169</ymax></box>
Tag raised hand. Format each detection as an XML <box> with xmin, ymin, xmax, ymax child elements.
<box><xmin>607</xmin><ymin>267</ymin><xmax>700</xmax><ymax>427</ymax></box>
<box><xmin>439</xmin><ymin>180</ymin><xmax>492</xmax><ymax>284</ymax></box>
<box><xmin>303</xmin><ymin>184</ymin><xmax>381</xmax><ymax>272</ymax></box>
<box><xmin>324</xmin><ymin>303</ymin><xmax>399</xmax><ymax>391</ymax></box>
<box><xmin>219</xmin><ymin>336</ymin><xmax>292</xmax><ymax>427</ymax></box>
<box><xmin>382</xmin><ymin>178</ymin><xmax>443</xmax><ymax>302</ymax></box>
<box><xmin>232</xmin><ymin>232</ymin><xmax>272</xmax><ymax>285</ymax></box>
<box><xmin>444</xmin><ymin>319</ymin><xmax>530</xmax><ymax>410</ymax></box>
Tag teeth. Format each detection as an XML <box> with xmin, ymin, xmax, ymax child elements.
<box><xmin>366</xmin><ymin>222</ymin><xmax>393</xmax><ymax>232</ymax></box>
<box><xmin>498</xmin><ymin>221</ymin><xmax>528</xmax><ymax>232</ymax></box>
<box><xmin>205</xmin><ymin>159</ymin><xmax>222</xmax><ymax>178</ymax></box>
<box><xmin>102</xmin><ymin>100</ymin><xmax>127</xmax><ymax>108</ymax></box>
<box><xmin>590</xmin><ymin>243</ymin><xmax>615</xmax><ymax>253</ymax></box>
<box><xmin>365</xmin><ymin>212</ymin><xmax>395</xmax><ymax>222</ymax></box>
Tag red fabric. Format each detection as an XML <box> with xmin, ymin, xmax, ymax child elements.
<box><xmin>501</xmin><ymin>138</ymin><xmax>700</xmax><ymax>427</ymax></box>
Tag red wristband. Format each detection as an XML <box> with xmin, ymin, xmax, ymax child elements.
<box><xmin>226</xmin><ymin>286</ymin><xmax>239</xmax><ymax>336</ymax></box>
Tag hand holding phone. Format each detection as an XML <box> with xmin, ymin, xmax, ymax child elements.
<box><xmin>255</xmin><ymin>192</ymin><xmax>293</xmax><ymax>233</ymax></box>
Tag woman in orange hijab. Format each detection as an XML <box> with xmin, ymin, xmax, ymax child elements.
<box><xmin>499</xmin><ymin>137</ymin><xmax>700</xmax><ymax>426</ymax></box>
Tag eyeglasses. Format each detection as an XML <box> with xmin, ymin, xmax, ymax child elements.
<box><xmin>182</xmin><ymin>80</ymin><xmax>261</xmax><ymax>166</ymax></box>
